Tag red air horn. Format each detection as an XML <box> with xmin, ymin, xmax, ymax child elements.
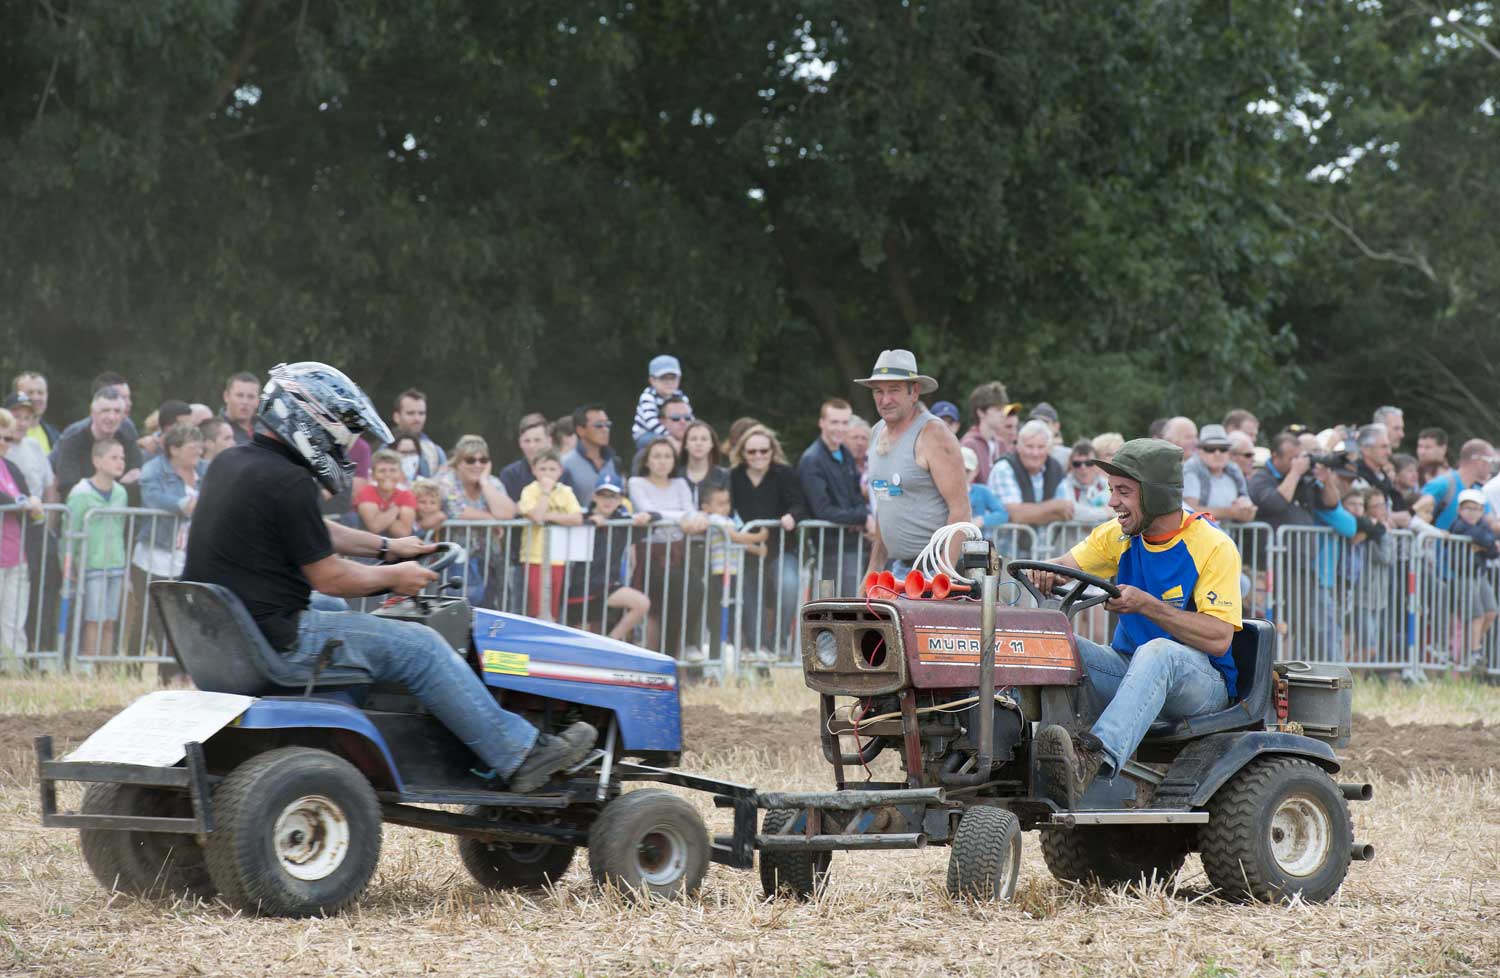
<box><xmin>903</xmin><ymin>569</ymin><xmax>927</xmax><ymax>599</ymax></box>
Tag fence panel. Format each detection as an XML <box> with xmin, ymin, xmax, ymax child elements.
<box><xmin>1411</xmin><ymin>530</ymin><xmax>1497</xmax><ymax>677</ymax></box>
<box><xmin>68</xmin><ymin>507</ymin><xmax>187</xmax><ymax>667</ymax></box>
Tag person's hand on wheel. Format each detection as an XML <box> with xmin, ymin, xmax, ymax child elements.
<box><xmin>386</xmin><ymin>536</ymin><xmax>437</xmax><ymax>562</ymax></box>
<box><xmin>1104</xmin><ymin>584</ymin><xmax>1154</xmax><ymax>615</ymax></box>
<box><xmin>388</xmin><ymin>562</ymin><xmax>438</xmax><ymax>596</ymax></box>
<box><xmin>1024</xmin><ymin>568</ymin><xmax>1065</xmax><ymax>596</ymax></box>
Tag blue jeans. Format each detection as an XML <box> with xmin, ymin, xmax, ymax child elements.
<box><xmin>290</xmin><ymin>610</ymin><xmax>539</xmax><ymax>777</ymax></box>
<box><xmin>1076</xmin><ymin>635</ymin><xmax>1229</xmax><ymax>776</ymax></box>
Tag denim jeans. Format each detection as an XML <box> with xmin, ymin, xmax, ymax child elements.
<box><xmin>1075</xmin><ymin>635</ymin><xmax>1229</xmax><ymax>776</ymax></box>
<box><xmin>290</xmin><ymin>610</ymin><xmax>539</xmax><ymax>777</ymax></box>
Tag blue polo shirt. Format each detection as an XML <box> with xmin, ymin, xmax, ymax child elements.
<box><xmin>1420</xmin><ymin>471</ymin><xmax>1491</xmax><ymax>531</ymax></box>
<box><xmin>1070</xmin><ymin>512</ymin><xmax>1244</xmax><ymax>697</ymax></box>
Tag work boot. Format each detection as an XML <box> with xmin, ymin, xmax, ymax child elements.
<box><xmin>1035</xmin><ymin>724</ymin><xmax>1106</xmax><ymax>810</ymax></box>
<box><xmin>509</xmin><ymin>721</ymin><xmax>598</xmax><ymax>793</ymax></box>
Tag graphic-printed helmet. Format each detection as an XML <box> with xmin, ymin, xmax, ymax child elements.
<box><xmin>255</xmin><ymin>362</ymin><xmax>392</xmax><ymax>496</ymax></box>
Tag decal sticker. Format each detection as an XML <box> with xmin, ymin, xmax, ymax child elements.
<box><xmin>482</xmin><ymin>650</ymin><xmax>530</xmax><ymax>676</ymax></box>
<box><xmin>912</xmin><ymin>626</ymin><xmax>1077</xmax><ymax>670</ymax></box>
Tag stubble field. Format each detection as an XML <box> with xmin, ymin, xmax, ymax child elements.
<box><xmin>0</xmin><ymin>672</ymin><xmax>1496</xmax><ymax>978</ymax></box>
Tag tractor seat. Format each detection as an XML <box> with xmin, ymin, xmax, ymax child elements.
<box><xmin>150</xmin><ymin>581</ymin><xmax>373</xmax><ymax>700</ymax></box>
<box><xmin>1139</xmin><ymin>618</ymin><xmax>1275</xmax><ymax>744</ymax></box>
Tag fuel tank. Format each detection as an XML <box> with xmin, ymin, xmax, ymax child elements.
<box><xmin>800</xmin><ymin>596</ymin><xmax>1083</xmax><ymax>696</ymax></box>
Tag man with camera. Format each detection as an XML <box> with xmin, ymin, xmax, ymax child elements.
<box><xmin>1248</xmin><ymin>432</ymin><xmax>1347</xmax><ymax>530</ymax></box>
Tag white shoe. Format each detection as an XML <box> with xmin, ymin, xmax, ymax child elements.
<box><xmin>682</xmin><ymin>646</ymin><xmax>706</xmax><ymax>663</ymax></box>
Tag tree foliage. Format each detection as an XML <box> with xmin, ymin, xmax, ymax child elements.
<box><xmin>2</xmin><ymin>1</ymin><xmax>1494</xmax><ymax>451</ymax></box>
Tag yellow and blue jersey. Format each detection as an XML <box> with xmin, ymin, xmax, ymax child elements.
<box><xmin>1069</xmin><ymin>512</ymin><xmax>1243</xmax><ymax>697</ymax></box>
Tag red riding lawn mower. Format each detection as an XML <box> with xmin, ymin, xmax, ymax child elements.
<box><xmin>755</xmin><ymin>539</ymin><xmax>1372</xmax><ymax>903</ymax></box>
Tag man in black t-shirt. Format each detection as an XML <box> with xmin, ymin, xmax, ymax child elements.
<box><xmin>183</xmin><ymin>362</ymin><xmax>594</xmax><ymax>793</ymax></box>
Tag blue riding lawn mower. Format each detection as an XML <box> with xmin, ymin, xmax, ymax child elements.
<box><xmin>36</xmin><ymin>541</ymin><xmax>1373</xmax><ymax>917</ymax></box>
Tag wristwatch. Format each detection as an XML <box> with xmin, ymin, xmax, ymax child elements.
<box><xmin>377</xmin><ymin>537</ymin><xmax>390</xmax><ymax>562</ymax></box>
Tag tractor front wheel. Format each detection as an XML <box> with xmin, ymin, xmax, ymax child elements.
<box><xmin>457</xmin><ymin>806</ymin><xmax>577</xmax><ymax>890</ymax></box>
<box><xmin>587</xmin><ymin>790</ymin><xmax>709</xmax><ymax>899</ymax></box>
<box><xmin>758</xmin><ymin>809</ymin><xmax>831</xmax><ymax>900</ymax></box>
<box><xmin>946</xmin><ymin>806</ymin><xmax>1022</xmax><ymax>901</ymax></box>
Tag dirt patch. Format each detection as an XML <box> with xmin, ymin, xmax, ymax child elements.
<box><xmin>1345</xmin><ymin>713</ymin><xmax>1498</xmax><ymax>783</ymax></box>
<box><xmin>682</xmin><ymin>705</ymin><xmax>1495</xmax><ymax>784</ymax></box>
<box><xmin>681</xmin><ymin>704</ymin><xmax>820</xmax><ymax>759</ymax></box>
<box><xmin>0</xmin><ymin>708</ymin><xmax>115</xmax><ymax>782</ymax></box>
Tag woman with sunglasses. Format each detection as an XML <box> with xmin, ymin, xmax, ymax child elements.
<box><xmin>438</xmin><ymin>435</ymin><xmax>516</xmax><ymax>521</ymax></box>
<box><xmin>1060</xmin><ymin>440</ymin><xmax>1114</xmax><ymax>525</ymax></box>
<box><xmin>729</xmin><ymin>424</ymin><xmax>807</xmax><ymax>661</ymax></box>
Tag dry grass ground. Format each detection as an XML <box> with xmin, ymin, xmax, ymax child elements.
<box><xmin>1</xmin><ymin>671</ymin><xmax>1497</xmax><ymax>978</ymax></box>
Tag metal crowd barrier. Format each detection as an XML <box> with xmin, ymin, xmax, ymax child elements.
<box><xmin>25</xmin><ymin>504</ymin><xmax>1500</xmax><ymax>682</ymax></box>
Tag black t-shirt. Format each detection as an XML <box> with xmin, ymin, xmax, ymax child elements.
<box><xmin>182</xmin><ymin>435</ymin><xmax>335</xmax><ymax>650</ymax></box>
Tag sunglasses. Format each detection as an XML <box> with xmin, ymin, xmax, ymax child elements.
<box><xmin>462</xmin><ymin>455</ymin><xmax>490</xmax><ymax>465</ymax></box>
<box><xmin>665</xmin><ymin>414</ymin><xmax>693</xmax><ymax>422</ymax></box>
<box><xmin>589</xmin><ymin>420</ymin><xmax>613</xmax><ymax>429</ymax></box>
<box><xmin>743</xmin><ymin>447</ymin><xmax>772</xmax><ymax>456</ymax></box>
<box><xmin>1202</xmin><ymin>446</ymin><xmax>1229</xmax><ymax>454</ymax></box>
<box><xmin>0</xmin><ymin>435</ymin><xmax>17</xmax><ymax>444</ymax></box>
<box><xmin>1070</xmin><ymin>458</ymin><xmax>1094</xmax><ymax>468</ymax></box>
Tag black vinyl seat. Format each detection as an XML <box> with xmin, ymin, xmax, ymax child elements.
<box><xmin>150</xmin><ymin>581</ymin><xmax>371</xmax><ymax>698</ymax></box>
<box><xmin>1139</xmin><ymin>618</ymin><xmax>1275</xmax><ymax>744</ymax></box>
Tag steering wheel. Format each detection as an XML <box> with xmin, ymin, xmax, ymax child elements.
<box><xmin>1005</xmin><ymin>560</ymin><xmax>1121</xmax><ymax>619</ymax></box>
<box><xmin>416</xmin><ymin>541</ymin><xmax>465</xmax><ymax>576</ymax></box>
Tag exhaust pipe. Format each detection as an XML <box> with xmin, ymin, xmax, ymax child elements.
<box><xmin>1350</xmin><ymin>842</ymin><xmax>1375</xmax><ymax>862</ymax></box>
<box><xmin>1340</xmin><ymin>783</ymin><xmax>1373</xmax><ymax>802</ymax></box>
<box><xmin>943</xmin><ymin>553</ymin><xmax>997</xmax><ymax>786</ymax></box>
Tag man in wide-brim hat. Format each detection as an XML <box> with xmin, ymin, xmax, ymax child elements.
<box><xmin>855</xmin><ymin>349</ymin><xmax>971</xmax><ymax>577</ymax></box>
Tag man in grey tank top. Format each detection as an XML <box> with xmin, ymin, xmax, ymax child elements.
<box><xmin>855</xmin><ymin>350</ymin><xmax>972</xmax><ymax>576</ymax></box>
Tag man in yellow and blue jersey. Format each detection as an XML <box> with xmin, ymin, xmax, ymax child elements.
<box><xmin>1024</xmin><ymin>438</ymin><xmax>1242</xmax><ymax>808</ymax></box>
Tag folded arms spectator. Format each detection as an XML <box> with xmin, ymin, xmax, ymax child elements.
<box><xmin>986</xmin><ymin>419</ymin><xmax>1073</xmax><ymax>525</ymax></box>
<box><xmin>49</xmin><ymin>386</ymin><xmax>143</xmax><ymax>495</ymax></box>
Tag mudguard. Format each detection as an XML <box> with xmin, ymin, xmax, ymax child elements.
<box><xmin>1149</xmin><ymin>731</ymin><xmax>1341</xmax><ymax>809</ymax></box>
<box><xmin>232</xmin><ymin>697</ymin><xmax>404</xmax><ymax>791</ymax></box>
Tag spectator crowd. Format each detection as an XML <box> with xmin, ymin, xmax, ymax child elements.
<box><xmin>4</xmin><ymin>357</ymin><xmax>1499</xmax><ymax>676</ymax></box>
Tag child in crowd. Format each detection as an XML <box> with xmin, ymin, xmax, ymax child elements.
<box><xmin>519</xmin><ymin>449</ymin><xmax>583</xmax><ymax>620</ymax></box>
<box><xmin>355</xmin><ymin>448</ymin><xmax>416</xmax><ymax>538</ymax></box>
<box><xmin>697</xmin><ymin>485</ymin><xmax>768</xmax><ymax>664</ymax></box>
<box><xmin>64</xmin><ymin>439</ymin><xmax>128</xmax><ymax>659</ymax></box>
<box><xmin>631</xmin><ymin>354</ymin><xmax>694</xmax><ymax>448</ymax></box>
<box><xmin>565</xmin><ymin>481</ymin><xmax>652</xmax><ymax>641</ymax></box>
<box><xmin>411</xmin><ymin>478</ymin><xmax>447</xmax><ymax>541</ymax></box>
<box><xmin>1447</xmin><ymin>489</ymin><xmax>1499</xmax><ymax>673</ymax></box>
<box><xmin>1354</xmin><ymin>488</ymin><xmax>1396</xmax><ymax>662</ymax></box>
<box><xmin>960</xmin><ymin>447</ymin><xmax>1009</xmax><ymax>529</ymax></box>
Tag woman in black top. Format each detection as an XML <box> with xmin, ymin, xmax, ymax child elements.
<box><xmin>679</xmin><ymin>420</ymin><xmax>731</xmax><ymax>508</ymax></box>
<box><xmin>729</xmin><ymin>424</ymin><xmax>807</xmax><ymax>660</ymax></box>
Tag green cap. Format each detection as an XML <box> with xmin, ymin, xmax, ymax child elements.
<box><xmin>1093</xmin><ymin>438</ymin><xmax>1184</xmax><ymax>523</ymax></box>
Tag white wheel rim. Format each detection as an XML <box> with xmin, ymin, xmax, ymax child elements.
<box><xmin>273</xmin><ymin>795</ymin><xmax>350</xmax><ymax>881</ymax></box>
<box><xmin>635</xmin><ymin>824</ymin><xmax>688</xmax><ymax>886</ymax></box>
<box><xmin>1269</xmin><ymin>793</ymin><xmax>1331</xmax><ymax>878</ymax></box>
<box><xmin>1001</xmin><ymin>831</ymin><xmax>1021</xmax><ymax>897</ymax></box>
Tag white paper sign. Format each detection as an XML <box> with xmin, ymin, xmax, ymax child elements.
<box><xmin>65</xmin><ymin>690</ymin><xmax>256</xmax><ymax>768</ymax></box>
<box><xmin>561</xmin><ymin>525</ymin><xmax>595</xmax><ymax>563</ymax></box>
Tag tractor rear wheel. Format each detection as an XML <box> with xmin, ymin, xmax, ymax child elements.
<box><xmin>1040</xmin><ymin>825</ymin><xmax>1190</xmax><ymax>888</ymax></box>
<box><xmin>758</xmin><ymin>809</ymin><xmax>831</xmax><ymax>900</ymax></box>
<box><xmin>587</xmin><ymin>790</ymin><xmax>709</xmax><ymax>899</ymax></box>
<box><xmin>203</xmin><ymin>747</ymin><xmax>382</xmax><ymax>917</ymax></box>
<box><xmin>946</xmin><ymin>807</ymin><xmax>1022</xmax><ymax>901</ymax></box>
<box><xmin>1200</xmin><ymin>756</ymin><xmax>1352</xmax><ymax>903</ymax></box>
<box><xmin>79</xmin><ymin>783</ymin><xmax>215</xmax><ymax>900</ymax></box>
<box><xmin>457</xmin><ymin>806</ymin><xmax>577</xmax><ymax>890</ymax></box>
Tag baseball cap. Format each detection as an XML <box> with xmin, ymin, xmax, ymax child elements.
<box><xmin>931</xmin><ymin>400</ymin><xmax>960</xmax><ymax>423</ymax></box>
<box><xmin>2</xmin><ymin>392</ymin><xmax>31</xmax><ymax>411</ymax></box>
<box><xmin>1199</xmin><ymin>423</ymin><xmax>1231</xmax><ymax>448</ymax></box>
<box><xmin>1457</xmin><ymin>488</ymin><xmax>1486</xmax><ymax>508</ymax></box>
<box><xmin>1029</xmin><ymin>401</ymin><xmax>1059</xmax><ymax>424</ymax></box>
<box><xmin>960</xmin><ymin>446</ymin><xmax>978</xmax><ymax>472</ymax></box>
<box><xmin>649</xmin><ymin>355</ymin><xmax>682</xmax><ymax>378</ymax></box>
<box><xmin>594</xmin><ymin>478</ymin><xmax>624</xmax><ymax>495</ymax></box>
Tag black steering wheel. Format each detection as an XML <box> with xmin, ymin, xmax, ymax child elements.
<box><xmin>1005</xmin><ymin>560</ymin><xmax>1121</xmax><ymax>619</ymax></box>
<box><xmin>416</xmin><ymin>541</ymin><xmax>465</xmax><ymax>576</ymax></box>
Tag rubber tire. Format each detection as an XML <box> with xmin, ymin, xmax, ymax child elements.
<box><xmin>79</xmin><ymin>783</ymin><xmax>215</xmax><ymax>900</ymax></box>
<box><xmin>946</xmin><ymin>807</ymin><xmax>1023</xmax><ymax>901</ymax></box>
<box><xmin>587</xmin><ymin>790</ymin><xmax>709</xmax><ymax>899</ymax></box>
<box><xmin>758</xmin><ymin>809</ymin><xmax>831</xmax><ymax>900</ymax></box>
<box><xmin>457</xmin><ymin>805</ymin><xmax>577</xmax><ymax>889</ymax></box>
<box><xmin>1040</xmin><ymin>826</ymin><xmax>1191</xmax><ymax>888</ymax></box>
<box><xmin>203</xmin><ymin>747</ymin><xmax>382</xmax><ymax>917</ymax></box>
<box><xmin>1200</xmin><ymin>756</ymin><xmax>1353</xmax><ymax>904</ymax></box>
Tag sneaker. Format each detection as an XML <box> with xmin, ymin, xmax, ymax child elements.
<box><xmin>509</xmin><ymin>721</ymin><xmax>598</xmax><ymax>793</ymax></box>
<box><xmin>682</xmin><ymin>646</ymin><xmax>707</xmax><ymax>664</ymax></box>
<box><xmin>1035</xmin><ymin>724</ymin><xmax>1105</xmax><ymax>810</ymax></box>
